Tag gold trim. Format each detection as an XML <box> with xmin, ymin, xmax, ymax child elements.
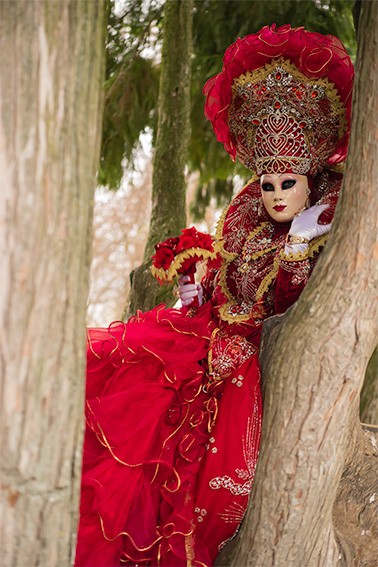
<box><xmin>162</xmin><ymin>466</ymin><xmax>181</xmax><ymax>493</ymax></box>
<box><xmin>87</xmin><ymin>331</ymin><xmax>102</xmax><ymax>360</ymax></box>
<box><xmin>255</xmin><ymin>257</ymin><xmax>280</xmax><ymax>300</ymax></box>
<box><xmin>151</xmin><ymin>248</ymin><xmax>217</xmax><ymax>283</ymax></box>
<box><xmin>280</xmin><ymin>233</ymin><xmax>328</xmax><ymax>262</ymax></box>
<box><xmin>243</xmin><ymin>222</ymin><xmax>282</xmax><ymax>261</ymax></box>
<box><xmin>99</xmin><ymin>514</ymin><xmax>193</xmax><ymax>546</ymax></box>
<box><xmin>86</xmin><ymin>402</ymin><xmax>145</xmax><ymax>468</ymax></box>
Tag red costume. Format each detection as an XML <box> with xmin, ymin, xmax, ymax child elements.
<box><xmin>76</xmin><ymin>25</ymin><xmax>353</xmax><ymax>567</ymax></box>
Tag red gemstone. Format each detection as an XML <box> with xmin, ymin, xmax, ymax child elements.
<box><xmin>274</xmin><ymin>101</ymin><xmax>281</xmax><ymax>109</ymax></box>
<box><xmin>299</xmin><ymin>121</ymin><xmax>306</xmax><ymax>128</ymax></box>
<box><xmin>311</xmin><ymin>90</ymin><xmax>318</xmax><ymax>98</ymax></box>
<box><xmin>276</xmin><ymin>72</ymin><xmax>282</xmax><ymax>80</ymax></box>
<box><xmin>252</xmin><ymin>119</ymin><xmax>260</xmax><ymax>125</ymax></box>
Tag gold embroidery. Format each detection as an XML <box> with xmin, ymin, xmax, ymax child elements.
<box><xmin>217</xmin><ymin>220</ymin><xmax>279</xmax><ymax>323</ymax></box>
<box><xmin>231</xmin><ymin>58</ymin><xmax>347</xmax><ymax>174</ymax></box>
<box><xmin>207</xmin><ymin>328</ymin><xmax>221</xmax><ymax>377</ymax></box>
<box><xmin>255</xmin><ymin>256</ymin><xmax>280</xmax><ymax>300</ymax></box>
<box><xmin>215</xmin><ymin>175</ymin><xmax>259</xmax><ymax>262</ymax></box>
<box><xmin>233</xmin><ymin>60</ymin><xmax>346</xmax><ymax>138</ymax></box>
<box><xmin>328</xmin><ymin>163</ymin><xmax>345</xmax><ymax>174</ymax></box>
<box><xmin>208</xmin><ymin>329</ymin><xmax>257</xmax><ymax>378</ymax></box>
<box><xmin>209</xmin><ymin>408</ymin><xmax>261</xmax><ymax>497</ymax></box>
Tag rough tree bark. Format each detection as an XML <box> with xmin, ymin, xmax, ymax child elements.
<box><xmin>125</xmin><ymin>0</ymin><xmax>193</xmax><ymax>316</ymax></box>
<box><xmin>217</xmin><ymin>2</ymin><xmax>378</xmax><ymax>566</ymax></box>
<box><xmin>360</xmin><ymin>346</ymin><xmax>378</xmax><ymax>424</ymax></box>
<box><xmin>0</xmin><ymin>2</ymin><xmax>105</xmax><ymax>565</ymax></box>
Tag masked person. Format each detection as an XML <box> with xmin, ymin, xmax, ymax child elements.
<box><xmin>76</xmin><ymin>24</ymin><xmax>354</xmax><ymax>567</ymax></box>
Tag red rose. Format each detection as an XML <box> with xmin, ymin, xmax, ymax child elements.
<box><xmin>195</xmin><ymin>232</ymin><xmax>213</xmax><ymax>250</ymax></box>
<box><xmin>176</xmin><ymin>228</ymin><xmax>195</xmax><ymax>252</ymax></box>
<box><xmin>176</xmin><ymin>227</ymin><xmax>213</xmax><ymax>253</ymax></box>
<box><xmin>160</xmin><ymin>236</ymin><xmax>180</xmax><ymax>253</ymax></box>
<box><xmin>152</xmin><ymin>246</ymin><xmax>175</xmax><ymax>270</ymax></box>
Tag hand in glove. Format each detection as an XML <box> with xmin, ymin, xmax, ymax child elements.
<box><xmin>178</xmin><ymin>275</ymin><xmax>203</xmax><ymax>307</ymax></box>
<box><xmin>285</xmin><ymin>204</ymin><xmax>332</xmax><ymax>255</ymax></box>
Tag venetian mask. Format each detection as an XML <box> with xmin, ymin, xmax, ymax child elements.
<box><xmin>260</xmin><ymin>173</ymin><xmax>309</xmax><ymax>222</ymax></box>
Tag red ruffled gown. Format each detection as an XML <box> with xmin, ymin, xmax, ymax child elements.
<box><xmin>76</xmin><ymin>171</ymin><xmax>342</xmax><ymax>567</ymax></box>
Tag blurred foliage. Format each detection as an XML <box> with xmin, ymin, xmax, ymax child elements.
<box><xmin>99</xmin><ymin>0</ymin><xmax>356</xmax><ymax>215</ymax></box>
<box><xmin>98</xmin><ymin>0</ymin><xmax>161</xmax><ymax>188</ymax></box>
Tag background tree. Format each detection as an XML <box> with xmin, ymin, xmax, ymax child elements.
<box><xmin>125</xmin><ymin>0</ymin><xmax>194</xmax><ymax>314</ymax></box>
<box><xmin>217</xmin><ymin>1</ymin><xmax>378</xmax><ymax>565</ymax></box>
<box><xmin>0</xmin><ymin>1</ymin><xmax>105</xmax><ymax>565</ymax></box>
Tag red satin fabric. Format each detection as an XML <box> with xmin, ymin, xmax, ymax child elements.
<box><xmin>76</xmin><ymin>303</ymin><xmax>262</xmax><ymax>566</ymax></box>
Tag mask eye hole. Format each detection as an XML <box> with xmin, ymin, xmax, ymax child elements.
<box><xmin>282</xmin><ymin>180</ymin><xmax>296</xmax><ymax>190</ymax></box>
<box><xmin>261</xmin><ymin>183</ymin><xmax>274</xmax><ymax>192</ymax></box>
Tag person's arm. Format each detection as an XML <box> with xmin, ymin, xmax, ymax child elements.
<box><xmin>274</xmin><ymin>205</ymin><xmax>331</xmax><ymax>314</ymax></box>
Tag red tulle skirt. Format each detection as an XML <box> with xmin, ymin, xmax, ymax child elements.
<box><xmin>75</xmin><ymin>302</ymin><xmax>262</xmax><ymax>567</ymax></box>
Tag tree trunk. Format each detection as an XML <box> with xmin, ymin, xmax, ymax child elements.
<box><xmin>0</xmin><ymin>2</ymin><xmax>105</xmax><ymax>565</ymax></box>
<box><xmin>125</xmin><ymin>0</ymin><xmax>193</xmax><ymax>317</ymax></box>
<box><xmin>360</xmin><ymin>346</ymin><xmax>378</xmax><ymax>424</ymax></box>
<box><xmin>217</xmin><ymin>2</ymin><xmax>378</xmax><ymax>566</ymax></box>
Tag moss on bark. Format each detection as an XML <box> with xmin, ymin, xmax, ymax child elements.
<box><xmin>125</xmin><ymin>0</ymin><xmax>193</xmax><ymax>316</ymax></box>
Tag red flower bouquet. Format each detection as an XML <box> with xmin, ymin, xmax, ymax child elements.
<box><xmin>151</xmin><ymin>228</ymin><xmax>217</xmax><ymax>304</ymax></box>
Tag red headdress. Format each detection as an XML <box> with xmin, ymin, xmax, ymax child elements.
<box><xmin>203</xmin><ymin>24</ymin><xmax>354</xmax><ymax>176</ymax></box>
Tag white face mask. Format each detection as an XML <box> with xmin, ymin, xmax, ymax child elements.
<box><xmin>260</xmin><ymin>173</ymin><xmax>309</xmax><ymax>222</ymax></box>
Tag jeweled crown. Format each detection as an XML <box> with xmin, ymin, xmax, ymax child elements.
<box><xmin>229</xmin><ymin>58</ymin><xmax>346</xmax><ymax>175</ymax></box>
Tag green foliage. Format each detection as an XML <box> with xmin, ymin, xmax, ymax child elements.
<box><xmin>98</xmin><ymin>0</ymin><xmax>162</xmax><ymax>189</ymax></box>
<box><xmin>100</xmin><ymin>0</ymin><xmax>356</xmax><ymax>211</ymax></box>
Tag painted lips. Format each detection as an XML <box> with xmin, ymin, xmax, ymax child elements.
<box><xmin>273</xmin><ymin>204</ymin><xmax>287</xmax><ymax>211</ymax></box>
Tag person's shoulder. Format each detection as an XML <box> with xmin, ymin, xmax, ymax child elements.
<box><xmin>215</xmin><ymin>175</ymin><xmax>264</xmax><ymax>254</ymax></box>
<box><xmin>314</xmin><ymin>167</ymin><xmax>344</xmax><ymax>224</ymax></box>
<box><xmin>225</xmin><ymin>176</ymin><xmax>261</xmax><ymax>220</ymax></box>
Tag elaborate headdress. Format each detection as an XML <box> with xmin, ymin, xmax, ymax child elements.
<box><xmin>204</xmin><ymin>24</ymin><xmax>354</xmax><ymax>176</ymax></box>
